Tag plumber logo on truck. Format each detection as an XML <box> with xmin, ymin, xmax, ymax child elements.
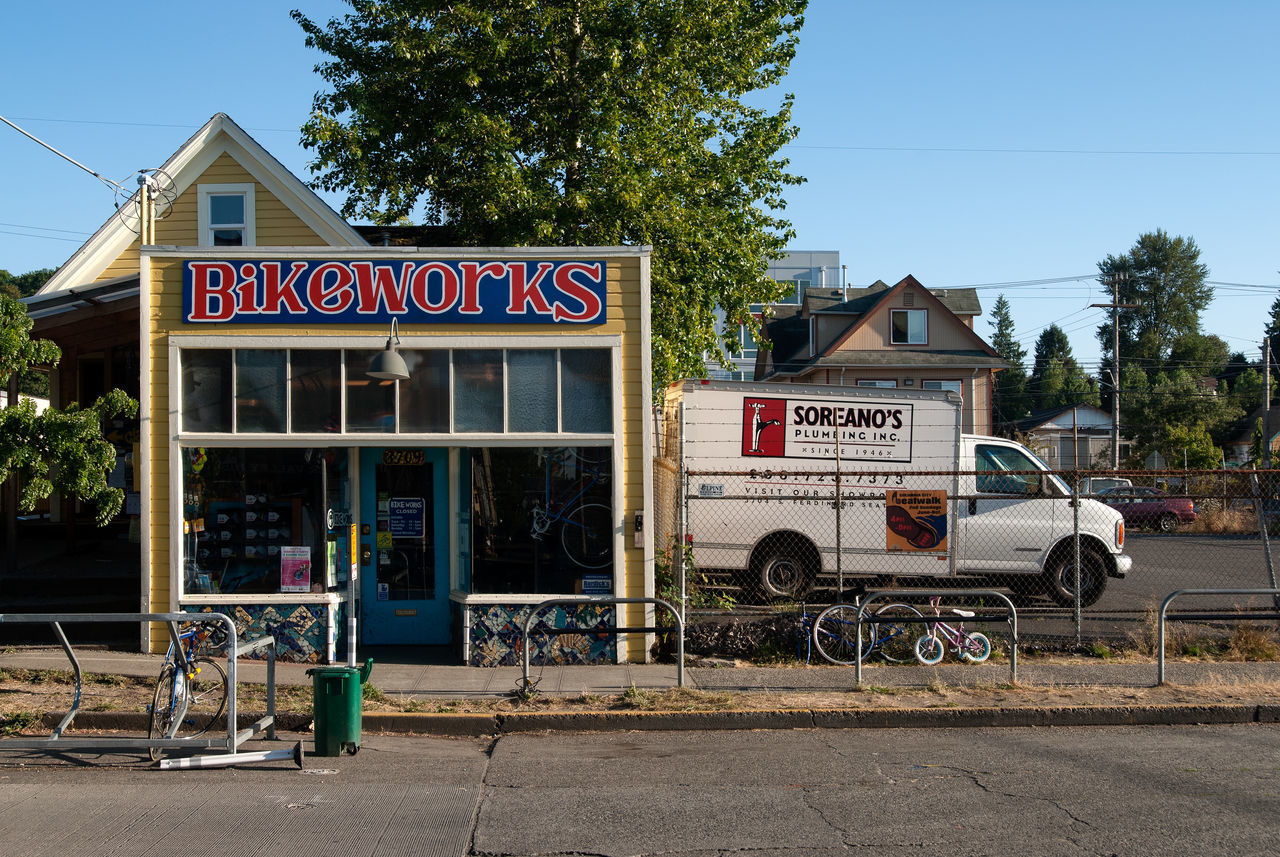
<box><xmin>741</xmin><ymin>396</ymin><xmax>913</xmax><ymax>462</ymax></box>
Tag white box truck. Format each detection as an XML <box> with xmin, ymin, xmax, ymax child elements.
<box><xmin>662</xmin><ymin>380</ymin><xmax>1131</xmax><ymax>606</ymax></box>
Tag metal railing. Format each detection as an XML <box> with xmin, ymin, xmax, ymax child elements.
<box><xmin>852</xmin><ymin>589</ymin><xmax>1019</xmax><ymax>685</ymax></box>
<box><xmin>1156</xmin><ymin>589</ymin><xmax>1280</xmax><ymax>684</ymax></box>
<box><xmin>520</xmin><ymin>596</ymin><xmax>685</xmax><ymax>691</ymax></box>
<box><xmin>0</xmin><ymin>612</ymin><xmax>296</xmax><ymax>767</ymax></box>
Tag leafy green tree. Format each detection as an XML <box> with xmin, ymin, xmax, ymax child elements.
<box><xmin>1028</xmin><ymin>324</ymin><xmax>1094</xmax><ymax>411</ymax></box>
<box><xmin>293</xmin><ymin>0</ymin><xmax>808</xmax><ymax>390</ymax></box>
<box><xmin>1095</xmin><ymin>229</ymin><xmax>1213</xmax><ymax>371</ymax></box>
<box><xmin>0</xmin><ymin>292</ymin><xmax>137</xmax><ymax>524</ymax></box>
<box><xmin>0</xmin><ymin>268</ymin><xmax>55</xmax><ymax>299</ymax></box>
<box><xmin>1168</xmin><ymin>332</ymin><xmax>1229</xmax><ymax>378</ymax></box>
<box><xmin>987</xmin><ymin>294</ymin><xmax>1030</xmax><ymax>422</ymax></box>
<box><xmin>1151</xmin><ymin>422</ymin><xmax>1221</xmax><ymax>470</ymax></box>
<box><xmin>1120</xmin><ymin>364</ymin><xmax>1240</xmax><ymax>452</ymax></box>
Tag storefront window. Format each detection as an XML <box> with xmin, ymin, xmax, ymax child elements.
<box><xmin>561</xmin><ymin>349</ymin><xmax>612</xmax><ymax>433</ymax></box>
<box><xmin>235</xmin><ymin>350</ymin><xmax>286</xmax><ymax>432</ymax></box>
<box><xmin>400</xmin><ymin>350</ymin><xmax>450</xmax><ymax>432</ymax></box>
<box><xmin>182</xmin><ymin>350</ymin><xmax>232</xmax><ymax>432</ymax></box>
<box><xmin>507</xmin><ymin>350</ymin><xmax>557</xmax><ymax>432</ymax></box>
<box><xmin>471</xmin><ymin>446</ymin><xmax>613</xmax><ymax>594</ymax></box>
<box><xmin>291</xmin><ymin>349</ymin><xmax>341</xmax><ymax>432</ymax></box>
<box><xmin>455</xmin><ymin>350</ymin><xmax>504</xmax><ymax>432</ymax></box>
<box><xmin>181</xmin><ymin>447</ymin><xmax>338</xmax><ymax>596</ymax></box>
<box><xmin>345</xmin><ymin>349</ymin><xmax>396</xmax><ymax>432</ymax></box>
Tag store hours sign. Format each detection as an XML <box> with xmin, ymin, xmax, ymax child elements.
<box><xmin>182</xmin><ymin>259</ymin><xmax>608</xmax><ymax>324</ymax></box>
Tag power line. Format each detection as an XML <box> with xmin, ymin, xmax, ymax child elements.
<box><xmin>788</xmin><ymin>143</ymin><xmax>1280</xmax><ymax>157</ymax></box>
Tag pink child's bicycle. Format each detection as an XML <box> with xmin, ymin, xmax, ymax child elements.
<box><xmin>914</xmin><ymin>596</ymin><xmax>992</xmax><ymax>665</ymax></box>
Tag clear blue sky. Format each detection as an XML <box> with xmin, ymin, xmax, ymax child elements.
<box><xmin>3</xmin><ymin>1</ymin><xmax>1277</xmax><ymax>373</ymax></box>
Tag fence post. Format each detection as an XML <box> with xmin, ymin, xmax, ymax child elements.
<box><xmin>1073</xmin><ymin>475</ymin><xmax>1082</xmax><ymax>646</ymax></box>
<box><xmin>835</xmin><ymin>436</ymin><xmax>843</xmax><ymax>600</ymax></box>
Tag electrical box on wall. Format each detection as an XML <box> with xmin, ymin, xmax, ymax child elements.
<box><xmin>634</xmin><ymin>511</ymin><xmax>644</xmax><ymax>549</ymax></box>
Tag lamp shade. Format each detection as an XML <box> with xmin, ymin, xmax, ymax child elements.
<box><xmin>367</xmin><ymin>346</ymin><xmax>410</xmax><ymax>381</ymax></box>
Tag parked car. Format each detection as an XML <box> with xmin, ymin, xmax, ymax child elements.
<box><xmin>1096</xmin><ymin>486</ymin><xmax>1197</xmax><ymax>532</ymax></box>
<box><xmin>1078</xmin><ymin>476</ymin><xmax>1133</xmax><ymax>497</ymax></box>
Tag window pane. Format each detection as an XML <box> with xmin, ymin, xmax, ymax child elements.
<box><xmin>507</xmin><ymin>350</ymin><xmax>557</xmax><ymax>432</ymax></box>
<box><xmin>291</xmin><ymin>350</ymin><xmax>341</xmax><ymax>432</ymax></box>
<box><xmin>400</xmin><ymin>350</ymin><xmax>451</xmax><ymax>432</ymax></box>
<box><xmin>892</xmin><ymin>309</ymin><xmax>926</xmax><ymax>344</ymax></box>
<box><xmin>470</xmin><ymin>446</ymin><xmax>613</xmax><ymax>595</ymax></box>
<box><xmin>344</xmin><ymin>350</ymin><xmax>396</xmax><ymax>432</ymax></box>
<box><xmin>213</xmin><ymin>229</ymin><xmax>244</xmax><ymax>246</ymax></box>
<box><xmin>181</xmin><ymin>447</ymin><xmax>335</xmax><ymax>597</ymax></box>
<box><xmin>561</xmin><ymin>349</ymin><xmax>611</xmax><ymax>433</ymax></box>
<box><xmin>454</xmin><ymin>350</ymin><xmax>504</xmax><ymax>432</ymax></box>
<box><xmin>182</xmin><ymin>350</ymin><xmax>231</xmax><ymax>432</ymax></box>
<box><xmin>209</xmin><ymin>194</ymin><xmax>244</xmax><ymax>226</ymax></box>
<box><xmin>235</xmin><ymin>350</ymin><xmax>286</xmax><ymax>432</ymax></box>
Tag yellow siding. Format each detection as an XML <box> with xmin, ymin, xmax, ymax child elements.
<box><xmin>146</xmin><ymin>249</ymin><xmax>651</xmax><ymax>660</ymax></box>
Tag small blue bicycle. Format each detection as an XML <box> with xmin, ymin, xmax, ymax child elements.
<box><xmin>147</xmin><ymin>621</ymin><xmax>229</xmax><ymax>761</ymax></box>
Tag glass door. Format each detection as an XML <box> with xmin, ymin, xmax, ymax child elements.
<box><xmin>359</xmin><ymin>448</ymin><xmax>449</xmax><ymax>645</ymax></box>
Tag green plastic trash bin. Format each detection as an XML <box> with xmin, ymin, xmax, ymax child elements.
<box><xmin>307</xmin><ymin>659</ymin><xmax>374</xmax><ymax>756</ymax></box>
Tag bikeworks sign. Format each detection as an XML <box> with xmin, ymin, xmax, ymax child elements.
<box><xmin>182</xmin><ymin>259</ymin><xmax>608</xmax><ymax>324</ymax></box>
<box><xmin>740</xmin><ymin>396</ymin><xmax>914</xmax><ymax>462</ymax></box>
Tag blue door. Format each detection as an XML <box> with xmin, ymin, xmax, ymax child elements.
<box><xmin>360</xmin><ymin>448</ymin><xmax>450</xmax><ymax>645</ymax></box>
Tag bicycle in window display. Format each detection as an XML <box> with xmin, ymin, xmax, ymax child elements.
<box><xmin>529</xmin><ymin>447</ymin><xmax>612</xmax><ymax>569</ymax></box>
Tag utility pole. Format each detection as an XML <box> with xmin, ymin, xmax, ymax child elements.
<box><xmin>1265</xmin><ymin>337</ymin><xmax>1271</xmax><ymax>468</ymax></box>
<box><xmin>1091</xmin><ymin>273</ymin><xmax>1138</xmax><ymax>470</ymax></box>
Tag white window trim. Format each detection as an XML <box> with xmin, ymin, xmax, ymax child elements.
<box><xmin>890</xmin><ymin>308</ymin><xmax>927</xmax><ymax>345</ymax></box>
<box><xmin>197</xmin><ymin>183</ymin><xmax>256</xmax><ymax>247</ymax></box>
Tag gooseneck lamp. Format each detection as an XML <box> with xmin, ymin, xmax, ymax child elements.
<box><xmin>366</xmin><ymin>318</ymin><xmax>411</xmax><ymax>381</ymax></box>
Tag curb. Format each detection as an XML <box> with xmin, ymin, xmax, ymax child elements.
<box><xmin>24</xmin><ymin>704</ymin><xmax>1280</xmax><ymax>738</ymax></box>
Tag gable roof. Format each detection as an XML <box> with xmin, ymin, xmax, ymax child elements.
<box><xmin>756</xmin><ymin>274</ymin><xmax>1006</xmax><ymax>380</ymax></box>
<box><xmin>1004</xmin><ymin>403</ymin><xmax>1112</xmax><ymax>435</ymax></box>
<box><xmin>36</xmin><ymin>113</ymin><xmax>367</xmax><ymax>297</ymax></box>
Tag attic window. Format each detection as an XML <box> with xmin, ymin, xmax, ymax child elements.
<box><xmin>903</xmin><ymin>290</ymin><xmax>915</xmax><ymax>306</ymax></box>
<box><xmin>198</xmin><ymin>183</ymin><xmax>256</xmax><ymax>247</ymax></box>
<box><xmin>890</xmin><ymin>309</ymin><xmax>927</xmax><ymax>345</ymax></box>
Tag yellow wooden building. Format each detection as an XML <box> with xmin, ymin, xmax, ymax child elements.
<box><xmin>26</xmin><ymin>114</ymin><xmax>654</xmax><ymax>664</ymax></box>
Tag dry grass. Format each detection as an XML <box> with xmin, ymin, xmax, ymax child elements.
<box><xmin>1184</xmin><ymin>507</ymin><xmax>1260</xmax><ymax>535</ymax></box>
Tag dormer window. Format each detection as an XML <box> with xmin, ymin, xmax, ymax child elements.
<box><xmin>198</xmin><ymin>183</ymin><xmax>256</xmax><ymax>247</ymax></box>
<box><xmin>890</xmin><ymin>309</ymin><xmax>927</xmax><ymax>345</ymax></box>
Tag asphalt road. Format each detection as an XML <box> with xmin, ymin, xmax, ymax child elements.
<box><xmin>2</xmin><ymin>724</ymin><xmax>1278</xmax><ymax>856</ymax></box>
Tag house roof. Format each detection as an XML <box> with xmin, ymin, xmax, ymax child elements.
<box><xmin>756</xmin><ymin>274</ymin><xmax>1003</xmax><ymax>380</ymax></box>
<box><xmin>1003</xmin><ymin>403</ymin><xmax>1112</xmax><ymax>435</ymax></box>
<box><xmin>35</xmin><ymin>113</ymin><xmax>368</xmax><ymax>299</ymax></box>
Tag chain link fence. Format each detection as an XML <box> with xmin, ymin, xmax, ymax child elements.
<box><xmin>654</xmin><ymin>461</ymin><xmax>1280</xmax><ymax>657</ymax></box>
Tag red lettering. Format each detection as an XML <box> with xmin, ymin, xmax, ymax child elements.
<box><xmin>187</xmin><ymin>262</ymin><xmax>237</xmax><ymax>321</ymax></box>
<box><xmin>552</xmin><ymin>262</ymin><xmax>606</xmax><ymax>322</ymax></box>
<box><xmin>259</xmin><ymin>262</ymin><xmax>310</xmax><ymax>315</ymax></box>
<box><xmin>458</xmin><ymin>262</ymin><xmax>508</xmax><ymax>315</ymax></box>
<box><xmin>306</xmin><ymin>263</ymin><xmax>355</xmax><ymax>314</ymax></box>
<box><xmin>506</xmin><ymin>261</ymin><xmax>555</xmax><ymax>316</ymax></box>
<box><xmin>352</xmin><ymin>261</ymin><xmax>411</xmax><ymax>314</ymax></box>
<box><xmin>235</xmin><ymin>264</ymin><xmax>261</xmax><ymax>313</ymax></box>
<box><xmin>409</xmin><ymin>262</ymin><xmax>461</xmax><ymax>313</ymax></box>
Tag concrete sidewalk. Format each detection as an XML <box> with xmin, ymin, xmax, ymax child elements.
<box><xmin>3</xmin><ymin>644</ymin><xmax>1279</xmax><ymax>735</ymax></box>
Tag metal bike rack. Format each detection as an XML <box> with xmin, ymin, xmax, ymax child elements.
<box><xmin>852</xmin><ymin>589</ymin><xmax>1019</xmax><ymax>686</ymax></box>
<box><xmin>520</xmin><ymin>596</ymin><xmax>685</xmax><ymax>691</ymax></box>
<box><xmin>1157</xmin><ymin>588</ymin><xmax>1280</xmax><ymax>685</ymax></box>
<box><xmin>0</xmin><ymin>612</ymin><xmax>297</xmax><ymax>767</ymax></box>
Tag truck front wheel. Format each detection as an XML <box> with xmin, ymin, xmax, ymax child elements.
<box><xmin>754</xmin><ymin>549</ymin><xmax>813</xmax><ymax>601</ymax></box>
<box><xmin>1044</xmin><ymin>546</ymin><xmax>1107</xmax><ymax>608</ymax></box>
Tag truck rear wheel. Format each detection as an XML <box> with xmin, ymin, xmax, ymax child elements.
<box><xmin>754</xmin><ymin>548</ymin><xmax>813</xmax><ymax>600</ymax></box>
<box><xmin>1045</xmin><ymin>546</ymin><xmax>1107</xmax><ymax>608</ymax></box>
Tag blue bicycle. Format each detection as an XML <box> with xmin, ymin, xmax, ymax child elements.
<box><xmin>147</xmin><ymin>621</ymin><xmax>229</xmax><ymax>761</ymax></box>
<box><xmin>811</xmin><ymin>599</ymin><xmax>923</xmax><ymax>665</ymax></box>
<box><xmin>530</xmin><ymin>448</ymin><xmax>612</xmax><ymax>569</ymax></box>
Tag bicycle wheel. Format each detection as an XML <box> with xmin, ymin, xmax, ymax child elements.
<box><xmin>812</xmin><ymin>604</ymin><xmax>873</xmax><ymax>665</ymax></box>
<box><xmin>915</xmin><ymin>632</ymin><xmax>946</xmax><ymax>666</ymax></box>
<box><xmin>148</xmin><ymin>664</ymin><xmax>180</xmax><ymax>761</ymax></box>
<box><xmin>870</xmin><ymin>603</ymin><xmax>923</xmax><ymax>663</ymax></box>
<box><xmin>959</xmin><ymin>631</ymin><xmax>992</xmax><ymax>663</ymax></box>
<box><xmin>175</xmin><ymin>657</ymin><xmax>228</xmax><ymax>738</ymax></box>
<box><xmin>560</xmin><ymin>502</ymin><xmax>613</xmax><ymax>568</ymax></box>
